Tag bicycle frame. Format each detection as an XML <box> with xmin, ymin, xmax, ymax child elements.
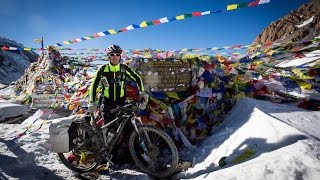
<box><xmin>91</xmin><ymin>102</ymin><xmax>143</xmax><ymax>155</ymax></box>
<box><xmin>63</xmin><ymin>101</ymin><xmax>179</xmax><ymax>177</ymax></box>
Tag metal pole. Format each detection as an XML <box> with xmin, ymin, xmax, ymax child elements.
<box><xmin>41</xmin><ymin>37</ymin><xmax>44</xmax><ymax>57</ymax></box>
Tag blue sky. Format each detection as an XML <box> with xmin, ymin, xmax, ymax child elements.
<box><xmin>0</xmin><ymin>0</ymin><xmax>310</xmax><ymax>52</ymax></box>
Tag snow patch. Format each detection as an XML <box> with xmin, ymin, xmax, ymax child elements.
<box><xmin>0</xmin><ymin>100</ymin><xmax>29</xmax><ymax>121</ymax></box>
<box><xmin>296</xmin><ymin>16</ymin><xmax>314</xmax><ymax>28</ymax></box>
<box><xmin>176</xmin><ymin>98</ymin><xmax>320</xmax><ymax>179</ymax></box>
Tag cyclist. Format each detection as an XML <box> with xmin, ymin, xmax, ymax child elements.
<box><xmin>88</xmin><ymin>44</ymin><xmax>146</xmax><ymax>122</ymax></box>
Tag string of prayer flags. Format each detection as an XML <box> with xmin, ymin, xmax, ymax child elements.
<box><xmin>50</xmin><ymin>0</ymin><xmax>271</xmax><ymax>47</ymax></box>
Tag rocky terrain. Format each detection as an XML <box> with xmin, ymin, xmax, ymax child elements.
<box><xmin>255</xmin><ymin>0</ymin><xmax>320</xmax><ymax>44</ymax></box>
<box><xmin>0</xmin><ymin>36</ymin><xmax>39</xmax><ymax>85</ymax></box>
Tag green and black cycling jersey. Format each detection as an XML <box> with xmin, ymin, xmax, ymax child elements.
<box><xmin>89</xmin><ymin>63</ymin><xmax>144</xmax><ymax>102</ymax></box>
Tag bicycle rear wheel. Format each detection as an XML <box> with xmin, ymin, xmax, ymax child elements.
<box><xmin>129</xmin><ymin>126</ymin><xmax>179</xmax><ymax>178</ymax></box>
<box><xmin>58</xmin><ymin>123</ymin><xmax>102</xmax><ymax>173</ymax></box>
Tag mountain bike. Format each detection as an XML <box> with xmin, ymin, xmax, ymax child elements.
<box><xmin>57</xmin><ymin>101</ymin><xmax>179</xmax><ymax>178</ymax></box>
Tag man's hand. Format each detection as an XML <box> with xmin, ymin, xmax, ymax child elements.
<box><xmin>139</xmin><ymin>92</ymin><xmax>149</xmax><ymax>110</ymax></box>
<box><xmin>139</xmin><ymin>91</ymin><xmax>149</xmax><ymax>100</ymax></box>
<box><xmin>88</xmin><ymin>102</ymin><xmax>97</xmax><ymax>112</ymax></box>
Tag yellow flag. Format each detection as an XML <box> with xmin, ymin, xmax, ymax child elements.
<box><xmin>34</xmin><ymin>38</ymin><xmax>43</xmax><ymax>43</ymax></box>
<box><xmin>227</xmin><ymin>4</ymin><xmax>238</xmax><ymax>10</ymax></box>
<box><xmin>252</xmin><ymin>61</ymin><xmax>263</xmax><ymax>66</ymax></box>
<box><xmin>231</xmin><ymin>62</ymin><xmax>240</xmax><ymax>68</ymax></box>
<box><xmin>107</xmin><ymin>29</ymin><xmax>117</xmax><ymax>34</ymax></box>
<box><xmin>150</xmin><ymin>97</ymin><xmax>168</xmax><ymax>110</ymax></box>
<box><xmin>176</xmin><ymin>15</ymin><xmax>185</xmax><ymax>20</ymax></box>
<box><xmin>231</xmin><ymin>147</ymin><xmax>256</xmax><ymax>164</ymax></box>
<box><xmin>165</xmin><ymin>92</ymin><xmax>180</xmax><ymax>100</ymax></box>
<box><xmin>295</xmin><ymin>79</ymin><xmax>312</xmax><ymax>90</ymax></box>
<box><xmin>140</xmin><ymin>21</ymin><xmax>148</xmax><ymax>28</ymax></box>
<box><xmin>292</xmin><ymin>69</ymin><xmax>313</xmax><ymax>80</ymax></box>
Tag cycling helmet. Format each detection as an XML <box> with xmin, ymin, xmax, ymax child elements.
<box><xmin>106</xmin><ymin>44</ymin><xmax>122</xmax><ymax>54</ymax></box>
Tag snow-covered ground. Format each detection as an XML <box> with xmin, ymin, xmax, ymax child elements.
<box><xmin>1</xmin><ymin>97</ymin><xmax>320</xmax><ymax>179</ymax></box>
<box><xmin>0</xmin><ymin>100</ymin><xmax>29</xmax><ymax>122</ymax></box>
<box><xmin>0</xmin><ymin>85</ymin><xmax>14</xmax><ymax>97</ymax></box>
<box><xmin>0</xmin><ymin>104</ymin><xmax>151</xmax><ymax>179</ymax></box>
<box><xmin>177</xmin><ymin>98</ymin><xmax>320</xmax><ymax>180</ymax></box>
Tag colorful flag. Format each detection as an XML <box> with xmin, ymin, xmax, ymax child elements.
<box><xmin>34</xmin><ymin>38</ymin><xmax>43</xmax><ymax>43</ymax></box>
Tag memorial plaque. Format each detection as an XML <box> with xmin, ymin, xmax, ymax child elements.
<box><xmin>136</xmin><ymin>59</ymin><xmax>192</xmax><ymax>92</ymax></box>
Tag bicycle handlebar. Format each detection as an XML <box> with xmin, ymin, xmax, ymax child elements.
<box><xmin>109</xmin><ymin>94</ymin><xmax>148</xmax><ymax>114</ymax></box>
<box><xmin>110</xmin><ymin>101</ymin><xmax>137</xmax><ymax>114</ymax></box>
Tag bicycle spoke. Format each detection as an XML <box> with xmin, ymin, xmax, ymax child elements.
<box><xmin>58</xmin><ymin>124</ymin><xmax>100</xmax><ymax>172</ymax></box>
<box><xmin>129</xmin><ymin>126</ymin><xmax>179</xmax><ymax>178</ymax></box>
<box><xmin>157</xmin><ymin>138</ymin><xmax>168</xmax><ymax>149</ymax></box>
<box><xmin>149</xmin><ymin>131</ymin><xmax>160</xmax><ymax>145</ymax></box>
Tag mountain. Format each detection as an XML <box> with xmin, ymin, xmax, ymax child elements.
<box><xmin>0</xmin><ymin>36</ymin><xmax>39</xmax><ymax>85</ymax></box>
<box><xmin>255</xmin><ymin>0</ymin><xmax>320</xmax><ymax>44</ymax></box>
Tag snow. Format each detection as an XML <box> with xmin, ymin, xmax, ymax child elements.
<box><xmin>0</xmin><ymin>113</ymin><xmax>151</xmax><ymax>179</ymax></box>
<box><xmin>0</xmin><ymin>37</ymin><xmax>34</xmax><ymax>85</ymax></box>
<box><xmin>296</xmin><ymin>16</ymin><xmax>314</xmax><ymax>28</ymax></box>
<box><xmin>0</xmin><ymin>83</ymin><xmax>7</xmax><ymax>89</ymax></box>
<box><xmin>176</xmin><ymin>98</ymin><xmax>320</xmax><ymax>179</ymax></box>
<box><xmin>1</xmin><ymin>97</ymin><xmax>320</xmax><ymax>179</ymax></box>
<box><xmin>0</xmin><ymin>50</ymin><xmax>31</xmax><ymax>84</ymax></box>
<box><xmin>0</xmin><ymin>85</ymin><xmax>15</xmax><ymax>99</ymax></box>
<box><xmin>0</xmin><ymin>36</ymin><xmax>24</xmax><ymax>47</ymax></box>
<box><xmin>0</xmin><ymin>100</ymin><xmax>29</xmax><ymax>122</ymax></box>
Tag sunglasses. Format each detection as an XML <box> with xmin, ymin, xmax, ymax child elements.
<box><xmin>109</xmin><ymin>53</ymin><xmax>121</xmax><ymax>56</ymax></box>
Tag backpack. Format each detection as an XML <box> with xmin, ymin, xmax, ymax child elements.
<box><xmin>49</xmin><ymin>115</ymin><xmax>86</xmax><ymax>153</ymax></box>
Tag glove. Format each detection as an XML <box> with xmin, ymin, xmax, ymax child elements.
<box><xmin>139</xmin><ymin>91</ymin><xmax>149</xmax><ymax>99</ymax></box>
<box><xmin>88</xmin><ymin>102</ymin><xmax>97</xmax><ymax>112</ymax></box>
<box><xmin>139</xmin><ymin>92</ymin><xmax>149</xmax><ymax>110</ymax></box>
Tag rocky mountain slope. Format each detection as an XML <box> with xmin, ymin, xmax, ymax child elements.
<box><xmin>0</xmin><ymin>36</ymin><xmax>39</xmax><ymax>85</ymax></box>
<box><xmin>255</xmin><ymin>0</ymin><xmax>320</xmax><ymax>44</ymax></box>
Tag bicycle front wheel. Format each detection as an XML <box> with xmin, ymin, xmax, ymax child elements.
<box><xmin>129</xmin><ymin>126</ymin><xmax>179</xmax><ymax>178</ymax></box>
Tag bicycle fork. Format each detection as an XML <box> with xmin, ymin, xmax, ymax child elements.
<box><xmin>131</xmin><ymin>118</ymin><xmax>152</xmax><ymax>152</ymax></box>
<box><xmin>131</xmin><ymin>118</ymin><xmax>158</xmax><ymax>167</ymax></box>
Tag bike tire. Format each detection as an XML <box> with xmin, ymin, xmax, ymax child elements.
<box><xmin>58</xmin><ymin>123</ymin><xmax>102</xmax><ymax>173</ymax></box>
<box><xmin>129</xmin><ymin>126</ymin><xmax>179</xmax><ymax>178</ymax></box>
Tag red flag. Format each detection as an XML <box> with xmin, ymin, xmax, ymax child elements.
<box><xmin>120</xmin><ymin>28</ymin><xmax>128</xmax><ymax>32</ymax></box>
<box><xmin>153</xmin><ymin>19</ymin><xmax>161</xmax><ymax>25</ymax></box>
<box><xmin>231</xmin><ymin>45</ymin><xmax>242</xmax><ymax>49</ymax></box>
<box><xmin>248</xmin><ymin>0</ymin><xmax>259</xmax><ymax>6</ymax></box>
<box><xmin>93</xmin><ymin>33</ymin><xmax>100</xmax><ymax>38</ymax></box>
<box><xmin>2</xmin><ymin>45</ymin><xmax>9</xmax><ymax>51</ymax></box>
<box><xmin>192</xmin><ymin>12</ymin><xmax>202</xmax><ymax>16</ymax></box>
